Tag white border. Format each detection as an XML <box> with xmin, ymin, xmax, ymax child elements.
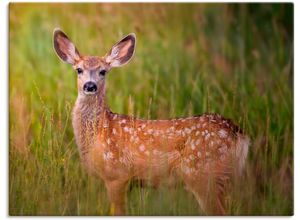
<box><xmin>0</xmin><ymin>0</ymin><xmax>8</xmax><ymax>219</ymax></box>
<box><xmin>1</xmin><ymin>0</ymin><xmax>298</xmax><ymax>2</ymax></box>
<box><xmin>1</xmin><ymin>0</ymin><xmax>297</xmax><ymax>219</ymax></box>
<box><xmin>294</xmin><ymin>1</ymin><xmax>298</xmax><ymax>218</ymax></box>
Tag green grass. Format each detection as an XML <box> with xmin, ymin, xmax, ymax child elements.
<box><xmin>9</xmin><ymin>3</ymin><xmax>293</xmax><ymax>215</ymax></box>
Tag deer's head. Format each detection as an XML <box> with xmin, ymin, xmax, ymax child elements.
<box><xmin>53</xmin><ymin>29</ymin><xmax>136</xmax><ymax>96</ymax></box>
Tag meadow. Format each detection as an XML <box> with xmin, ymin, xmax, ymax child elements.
<box><xmin>9</xmin><ymin>3</ymin><xmax>293</xmax><ymax>215</ymax></box>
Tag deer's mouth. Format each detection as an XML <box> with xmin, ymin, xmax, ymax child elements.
<box><xmin>83</xmin><ymin>90</ymin><xmax>97</xmax><ymax>95</ymax></box>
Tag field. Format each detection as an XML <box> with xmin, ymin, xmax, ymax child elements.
<box><xmin>9</xmin><ymin>3</ymin><xmax>293</xmax><ymax>215</ymax></box>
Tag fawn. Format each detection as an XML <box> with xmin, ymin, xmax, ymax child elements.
<box><xmin>53</xmin><ymin>29</ymin><xmax>250</xmax><ymax>215</ymax></box>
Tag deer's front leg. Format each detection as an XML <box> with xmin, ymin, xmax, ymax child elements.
<box><xmin>105</xmin><ymin>179</ymin><xmax>129</xmax><ymax>215</ymax></box>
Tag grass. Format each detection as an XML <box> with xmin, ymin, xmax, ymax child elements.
<box><xmin>9</xmin><ymin>3</ymin><xmax>293</xmax><ymax>215</ymax></box>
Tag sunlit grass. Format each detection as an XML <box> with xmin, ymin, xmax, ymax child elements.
<box><xmin>9</xmin><ymin>3</ymin><xmax>293</xmax><ymax>215</ymax></box>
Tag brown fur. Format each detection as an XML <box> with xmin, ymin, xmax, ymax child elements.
<box><xmin>80</xmin><ymin>56</ymin><xmax>103</xmax><ymax>69</ymax></box>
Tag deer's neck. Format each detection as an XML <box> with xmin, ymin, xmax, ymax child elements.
<box><xmin>72</xmin><ymin>84</ymin><xmax>109</xmax><ymax>156</ymax></box>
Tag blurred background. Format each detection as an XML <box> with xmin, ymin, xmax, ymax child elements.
<box><xmin>9</xmin><ymin>3</ymin><xmax>293</xmax><ymax>215</ymax></box>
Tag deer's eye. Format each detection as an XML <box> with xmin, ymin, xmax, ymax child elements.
<box><xmin>76</xmin><ymin>68</ymin><xmax>83</xmax><ymax>74</ymax></box>
<box><xmin>99</xmin><ymin>70</ymin><xmax>106</xmax><ymax>76</ymax></box>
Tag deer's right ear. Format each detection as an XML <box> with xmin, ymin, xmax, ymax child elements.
<box><xmin>53</xmin><ymin>28</ymin><xmax>81</xmax><ymax>65</ymax></box>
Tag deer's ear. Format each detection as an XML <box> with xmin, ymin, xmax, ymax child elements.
<box><xmin>53</xmin><ymin>28</ymin><xmax>81</xmax><ymax>65</ymax></box>
<box><xmin>105</xmin><ymin>33</ymin><xmax>136</xmax><ymax>67</ymax></box>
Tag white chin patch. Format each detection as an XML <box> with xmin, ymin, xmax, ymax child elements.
<box><xmin>84</xmin><ymin>91</ymin><xmax>97</xmax><ymax>95</ymax></box>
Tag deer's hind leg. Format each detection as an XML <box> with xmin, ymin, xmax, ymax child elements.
<box><xmin>183</xmin><ymin>172</ymin><xmax>230</xmax><ymax>215</ymax></box>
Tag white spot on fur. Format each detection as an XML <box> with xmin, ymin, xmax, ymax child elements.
<box><xmin>130</xmin><ymin>136</ymin><xmax>134</xmax><ymax>142</ymax></box>
<box><xmin>184</xmin><ymin>157</ymin><xmax>190</xmax><ymax>163</ymax></box>
<box><xmin>175</xmin><ymin>130</ymin><xmax>181</xmax><ymax>136</ymax></box>
<box><xmin>103</xmin><ymin>151</ymin><xmax>113</xmax><ymax>161</ymax></box>
<box><xmin>153</xmin><ymin>149</ymin><xmax>159</xmax><ymax>155</ymax></box>
<box><xmin>154</xmin><ymin>130</ymin><xmax>160</xmax><ymax>136</ymax></box>
<box><xmin>129</xmin><ymin>128</ymin><xmax>134</xmax><ymax>134</ymax></box>
<box><xmin>185</xmin><ymin>128</ymin><xmax>191</xmax><ymax>134</ymax></box>
<box><xmin>119</xmin><ymin>157</ymin><xmax>127</xmax><ymax>164</ymax></box>
<box><xmin>120</xmin><ymin>119</ymin><xmax>126</xmax><ymax>124</ymax></box>
<box><xmin>182</xmin><ymin>165</ymin><xmax>191</xmax><ymax>174</ymax></box>
<box><xmin>218</xmin><ymin>129</ymin><xmax>228</xmax><ymax>138</ymax></box>
<box><xmin>205</xmin><ymin>133</ymin><xmax>210</xmax><ymax>140</ymax></box>
<box><xmin>139</xmin><ymin>144</ymin><xmax>145</xmax><ymax>152</ymax></box>
<box><xmin>191</xmin><ymin>140</ymin><xmax>196</xmax><ymax>150</ymax></box>
<box><xmin>134</xmin><ymin>136</ymin><xmax>140</xmax><ymax>144</ymax></box>
<box><xmin>112</xmin><ymin>128</ymin><xmax>117</xmax><ymax>135</ymax></box>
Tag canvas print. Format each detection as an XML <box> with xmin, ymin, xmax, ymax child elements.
<box><xmin>9</xmin><ymin>3</ymin><xmax>293</xmax><ymax>216</ymax></box>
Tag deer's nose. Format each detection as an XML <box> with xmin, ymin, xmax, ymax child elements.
<box><xmin>83</xmin><ymin>81</ymin><xmax>97</xmax><ymax>93</ymax></box>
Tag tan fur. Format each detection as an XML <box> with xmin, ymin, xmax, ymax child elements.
<box><xmin>54</xmin><ymin>29</ymin><xmax>250</xmax><ymax>215</ymax></box>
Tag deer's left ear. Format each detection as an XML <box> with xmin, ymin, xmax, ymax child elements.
<box><xmin>105</xmin><ymin>33</ymin><xmax>136</xmax><ymax>67</ymax></box>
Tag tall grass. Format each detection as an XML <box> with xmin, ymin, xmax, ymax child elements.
<box><xmin>9</xmin><ymin>3</ymin><xmax>293</xmax><ymax>215</ymax></box>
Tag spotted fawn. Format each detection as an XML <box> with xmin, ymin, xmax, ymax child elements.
<box><xmin>53</xmin><ymin>29</ymin><xmax>250</xmax><ymax>215</ymax></box>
